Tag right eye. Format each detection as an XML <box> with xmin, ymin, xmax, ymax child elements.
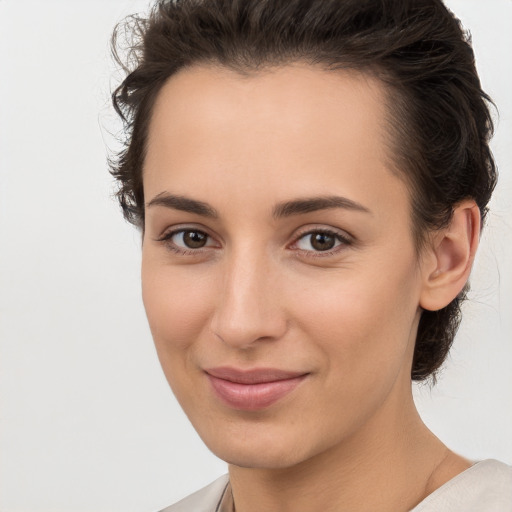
<box><xmin>158</xmin><ymin>228</ymin><xmax>218</xmax><ymax>254</ymax></box>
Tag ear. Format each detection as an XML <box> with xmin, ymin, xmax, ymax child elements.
<box><xmin>420</xmin><ymin>200</ymin><xmax>481</xmax><ymax>312</ymax></box>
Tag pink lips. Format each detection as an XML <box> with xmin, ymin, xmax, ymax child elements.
<box><xmin>205</xmin><ymin>367</ymin><xmax>308</xmax><ymax>411</ymax></box>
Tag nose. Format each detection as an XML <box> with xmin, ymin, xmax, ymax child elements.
<box><xmin>209</xmin><ymin>248</ymin><xmax>288</xmax><ymax>349</ymax></box>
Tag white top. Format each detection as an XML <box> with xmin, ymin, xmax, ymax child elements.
<box><xmin>159</xmin><ymin>459</ymin><xmax>512</xmax><ymax>512</ymax></box>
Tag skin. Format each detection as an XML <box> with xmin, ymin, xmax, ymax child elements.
<box><xmin>141</xmin><ymin>63</ymin><xmax>479</xmax><ymax>512</ymax></box>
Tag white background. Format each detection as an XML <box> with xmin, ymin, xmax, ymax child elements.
<box><xmin>0</xmin><ymin>1</ymin><xmax>511</xmax><ymax>511</ymax></box>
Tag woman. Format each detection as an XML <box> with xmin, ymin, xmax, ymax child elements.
<box><xmin>110</xmin><ymin>0</ymin><xmax>512</xmax><ymax>510</ymax></box>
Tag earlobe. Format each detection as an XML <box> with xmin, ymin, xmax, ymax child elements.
<box><xmin>420</xmin><ymin>201</ymin><xmax>481</xmax><ymax>312</ymax></box>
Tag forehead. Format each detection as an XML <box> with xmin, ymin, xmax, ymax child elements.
<box><xmin>144</xmin><ymin>63</ymin><xmax>408</xmax><ymax>223</ymax></box>
<box><xmin>146</xmin><ymin>63</ymin><xmax>390</xmax><ymax>159</ymax></box>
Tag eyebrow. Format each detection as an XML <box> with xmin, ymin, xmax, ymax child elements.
<box><xmin>272</xmin><ymin>195</ymin><xmax>371</xmax><ymax>219</ymax></box>
<box><xmin>146</xmin><ymin>192</ymin><xmax>371</xmax><ymax>219</ymax></box>
<box><xmin>147</xmin><ymin>192</ymin><xmax>219</xmax><ymax>218</ymax></box>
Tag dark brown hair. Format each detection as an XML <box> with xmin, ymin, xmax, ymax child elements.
<box><xmin>110</xmin><ymin>0</ymin><xmax>497</xmax><ymax>381</ymax></box>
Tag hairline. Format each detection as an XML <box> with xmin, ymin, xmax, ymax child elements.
<box><xmin>140</xmin><ymin>58</ymin><xmax>428</xmax><ymax>257</ymax></box>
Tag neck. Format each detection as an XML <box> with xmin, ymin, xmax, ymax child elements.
<box><xmin>228</xmin><ymin>384</ymin><xmax>468</xmax><ymax>512</ymax></box>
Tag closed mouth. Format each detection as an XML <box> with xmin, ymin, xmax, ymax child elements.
<box><xmin>204</xmin><ymin>367</ymin><xmax>309</xmax><ymax>410</ymax></box>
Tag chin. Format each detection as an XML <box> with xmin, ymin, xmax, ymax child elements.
<box><xmin>196</xmin><ymin>423</ymin><xmax>318</xmax><ymax>470</ymax></box>
<box><xmin>215</xmin><ymin>444</ymin><xmax>309</xmax><ymax>470</ymax></box>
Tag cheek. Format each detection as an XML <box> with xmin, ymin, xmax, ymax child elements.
<box><xmin>141</xmin><ymin>259</ymin><xmax>214</xmax><ymax>352</ymax></box>
<box><xmin>289</xmin><ymin>260</ymin><xmax>420</xmax><ymax>380</ymax></box>
<box><xmin>141</xmin><ymin>258</ymin><xmax>219</xmax><ymax>411</ymax></box>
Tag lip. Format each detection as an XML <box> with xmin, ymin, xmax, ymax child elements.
<box><xmin>205</xmin><ymin>367</ymin><xmax>308</xmax><ymax>411</ymax></box>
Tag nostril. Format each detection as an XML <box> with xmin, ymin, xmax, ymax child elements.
<box><xmin>209</xmin><ymin>310</ymin><xmax>288</xmax><ymax>349</ymax></box>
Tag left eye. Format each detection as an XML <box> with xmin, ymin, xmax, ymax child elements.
<box><xmin>295</xmin><ymin>231</ymin><xmax>345</xmax><ymax>252</ymax></box>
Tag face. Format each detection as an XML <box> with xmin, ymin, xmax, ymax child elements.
<box><xmin>141</xmin><ymin>64</ymin><xmax>427</xmax><ymax>469</ymax></box>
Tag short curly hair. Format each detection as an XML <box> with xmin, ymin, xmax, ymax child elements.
<box><xmin>110</xmin><ymin>0</ymin><xmax>497</xmax><ymax>381</ymax></box>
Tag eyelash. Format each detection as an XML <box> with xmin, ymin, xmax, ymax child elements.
<box><xmin>291</xmin><ymin>228</ymin><xmax>352</xmax><ymax>258</ymax></box>
<box><xmin>156</xmin><ymin>227</ymin><xmax>352</xmax><ymax>258</ymax></box>
<box><xmin>157</xmin><ymin>229</ymin><xmax>217</xmax><ymax>256</ymax></box>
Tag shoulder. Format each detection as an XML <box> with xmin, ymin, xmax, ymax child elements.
<box><xmin>411</xmin><ymin>459</ymin><xmax>512</xmax><ymax>512</ymax></box>
<box><xmin>157</xmin><ymin>474</ymin><xmax>230</xmax><ymax>512</ymax></box>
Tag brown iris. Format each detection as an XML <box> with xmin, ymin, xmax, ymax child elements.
<box><xmin>309</xmin><ymin>232</ymin><xmax>336</xmax><ymax>251</ymax></box>
<box><xmin>183</xmin><ymin>230</ymin><xmax>208</xmax><ymax>248</ymax></box>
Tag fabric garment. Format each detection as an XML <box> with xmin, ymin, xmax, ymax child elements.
<box><xmin>159</xmin><ymin>459</ymin><xmax>512</xmax><ymax>512</ymax></box>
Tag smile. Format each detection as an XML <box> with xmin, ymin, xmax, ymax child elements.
<box><xmin>205</xmin><ymin>367</ymin><xmax>309</xmax><ymax>411</ymax></box>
